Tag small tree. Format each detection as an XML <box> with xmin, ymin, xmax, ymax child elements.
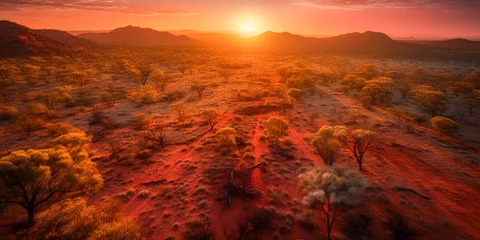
<box><xmin>191</xmin><ymin>82</ymin><xmax>208</xmax><ymax>99</ymax></box>
<box><xmin>127</xmin><ymin>84</ymin><xmax>159</xmax><ymax>106</ymax></box>
<box><xmin>410</xmin><ymin>86</ymin><xmax>447</xmax><ymax>117</ymax></box>
<box><xmin>201</xmin><ymin>108</ymin><xmax>220</xmax><ymax>130</ymax></box>
<box><xmin>383</xmin><ymin>211</ymin><xmax>419</xmax><ymax>240</ymax></box>
<box><xmin>16</xmin><ymin>116</ymin><xmax>46</xmax><ymax>137</ymax></box>
<box><xmin>300</xmin><ymin>165</ymin><xmax>368</xmax><ymax>240</ymax></box>
<box><xmin>0</xmin><ymin>132</ymin><xmax>103</xmax><ymax>224</ymax></box>
<box><xmin>173</xmin><ymin>104</ymin><xmax>190</xmax><ymax>126</ymax></box>
<box><xmin>310</xmin><ymin>125</ymin><xmax>345</xmax><ymax>166</ymax></box>
<box><xmin>151</xmin><ymin>69</ymin><xmax>166</xmax><ymax>90</ymax></box>
<box><xmin>263</xmin><ymin>116</ymin><xmax>289</xmax><ymax>144</ymax></box>
<box><xmin>431</xmin><ymin>117</ymin><xmax>459</xmax><ymax>136</ymax></box>
<box><xmin>135</xmin><ymin>64</ymin><xmax>154</xmax><ymax>86</ymax></box>
<box><xmin>337</xmin><ymin>129</ymin><xmax>376</xmax><ymax>171</ymax></box>
<box><xmin>216</xmin><ymin>127</ymin><xmax>236</xmax><ymax>148</ymax></box>
<box><xmin>142</xmin><ymin>123</ymin><xmax>168</xmax><ymax>148</ymax></box>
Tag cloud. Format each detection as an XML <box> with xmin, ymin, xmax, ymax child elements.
<box><xmin>291</xmin><ymin>0</ymin><xmax>480</xmax><ymax>11</ymax></box>
<box><xmin>0</xmin><ymin>0</ymin><xmax>201</xmax><ymax>16</ymax></box>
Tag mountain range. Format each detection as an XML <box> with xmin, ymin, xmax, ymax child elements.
<box><xmin>1</xmin><ymin>20</ymin><xmax>480</xmax><ymax>58</ymax></box>
<box><xmin>77</xmin><ymin>25</ymin><xmax>196</xmax><ymax>46</ymax></box>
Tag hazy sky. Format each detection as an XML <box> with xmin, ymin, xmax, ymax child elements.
<box><xmin>1</xmin><ymin>0</ymin><xmax>479</xmax><ymax>37</ymax></box>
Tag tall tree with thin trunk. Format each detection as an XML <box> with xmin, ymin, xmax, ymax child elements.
<box><xmin>300</xmin><ymin>165</ymin><xmax>368</xmax><ymax>240</ymax></box>
<box><xmin>337</xmin><ymin>129</ymin><xmax>376</xmax><ymax>171</ymax></box>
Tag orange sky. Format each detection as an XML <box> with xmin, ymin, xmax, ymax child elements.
<box><xmin>1</xmin><ymin>0</ymin><xmax>479</xmax><ymax>38</ymax></box>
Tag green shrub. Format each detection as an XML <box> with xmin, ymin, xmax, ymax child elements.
<box><xmin>431</xmin><ymin>117</ymin><xmax>459</xmax><ymax>135</ymax></box>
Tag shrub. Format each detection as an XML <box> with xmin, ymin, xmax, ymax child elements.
<box><xmin>383</xmin><ymin>211</ymin><xmax>419</xmax><ymax>240</ymax></box>
<box><xmin>201</xmin><ymin>108</ymin><xmax>220</xmax><ymax>130</ymax></box>
<box><xmin>216</xmin><ymin>127</ymin><xmax>236</xmax><ymax>148</ymax></box>
<box><xmin>46</xmin><ymin>122</ymin><xmax>82</xmax><ymax>136</ymax></box>
<box><xmin>101</xmin><ymin>91</ymin><xmax>116</xmax><ymax>107</ymax></box>
<box><xmin>26</xmin><ymin>102</ymin><xmax>48</xmax><ymax>116</ymax></box>
<box><xmin>173</xmin><ymin>104</ymin><xmax>190</xmax><ymax>126</ymax></box>
<box><xmin>310</xmin><ymin>125</ymin><xmax>345</xmax><ymax>166</ymax></box>
<box><xmin>183</xmin><ymin>221</ymin><xmax>214</xmax><ymax>240</ymax></box>
<box><xmin>127</xmin><ymin>84</ymin><xmax>159</xmax><ymax>105</ymax></box>
<box><xmin>342</xmin><ymin>213</ymin><xmax>372</xmax><ymax>239</ymax></box>
<box><xmin>25</xmin><ymin>199</ymin><xmax>142</xmax><ymax>240</ymax></box>
<box><xmin>191</xmin><ymin>82</ymin><xmax>208</xmax><ymax>99</ymax></box>
<box><xmin>0</xmin><ymin>105</ymin><xmax>18</xmax><ymax>120</ymax></box>
<box><xmin>16</xmin><ymin>116</ymin><xmax>46</xmax><ymax>137</ymax></box>
<box><xmin>431</xmin><ymin>117</ymin><xmax>459</xmax><ymax>136</ymax></box>
<box><xmin>287</xmin><ymin>88</ymin><xmax>303</xmax><ymax>99</ymax></box>
<box><xmin>165</xmin><ymin>90</ymin><xmax>185</xmax><ymax>102</ymax></box>
<box><xmin>263</xmin><ymin>116</ymin><xmax>289</xmax><ymax>144</ymax></box>
<box><xmin>133</xmin><ymin>113</ymin><xmax>153</xmax><ymax>130</ymax></box>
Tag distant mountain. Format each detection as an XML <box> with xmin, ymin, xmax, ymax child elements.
<box><xmin>407</xmin><ymin>38</ymin><xmax>480</xmax><ymax>52</ymax></box>
<box><xmin>0</xmin><ymin>20</ymin><xmax>67</xmax><ymax>57</ymax></box>
<box><xmin>35</xmin><ymin>29</ymin><xmax>97</xmax><ymax>48</ymax></box>
<box><xmin>78</xmin><ymin>25</ymin><xmax>197</xmax><ymax>46</ymax></box>
<box><xmin>248</xmin><ymin>31</ymin><xmax>425</xmax><ymax>56</ymax></box>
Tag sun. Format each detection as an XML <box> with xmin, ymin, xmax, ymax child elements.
<box><xmin>241</xmin><ymin>24</ymin><xmax>254</xmax><ymax>32</ymax></box>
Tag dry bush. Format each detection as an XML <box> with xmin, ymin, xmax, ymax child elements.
<box><xmin>15</xmin><ymin>116</ymin><xmax>46</xmax><ymax>137</ymax></box>
<box><xmin>237</xmin><ymin>89</ymin><xmax>269</xmax><ymax>101</ymax></box>
<box><xmin>46</xmin><ymin>122</ymin><xmax>82</xmax><ymax>136</ymax></box>
<box><xmin>263</xmin><ymin>116</ymin><xmax>289</xmax><ymax>144</ymax></box>
<box><xmin>26</xmin><ymin>102</ymin><xmax>49</xmax><ymax>116</ymax></box>
<box><xmin>141</xmin><ymin>124</ymin><xmax>168</xmax><ymax>148</ymax></box>
<box><xmin>191</xmin><ymin>82</ymin><xmax>208</xmax><ymax>99</ymax></box>
<box><xmin>165</xmin><ymin>90</ymin><xmax>185</xmax><ymax>102</ymax></box>
<box><xmin>342</xmin><ymin>213</ymin><xmax>373</xmax><ymax>239</ymax></box>
<box><xmin>201</xmin><ymin>108</ymin><xmax>220</xmax><ymax>130</ymax></box>
<box><xmin>101</xmin><ymin>91</ymin><xmax>116</xmax><ymax>107</ymax></box>
<box><xmin>106</xmin><ymin>137</ymin><xmax>125</xmax><ymax>158</ymax></box>
<box><xmin>431</xmin><ymin>117</ymin><xmax>459</xmax><ymax>136</ymax></box>
<box><xmin>287</xmin><ymin>88</ymin><xmax>303</xmax><ymax>99</ymax></box>
<box><xmin>183</xmin><ymin>221</ymin><xmax>214</xmax><ymax>240</ymax></box>
<box><xmin>133</xmin><ymin>113</ymin><xmax>153</xmax><ymax>130</ymax></box>
<box><xmin>127</xmin><ymin>84</ymin><xmax>159</xmax><ymax>106</ymax></box>
<box><xmin>216</xmin><ymin>127</ymin><xmax>237</xmax><ymax>148</ymax></box>
<box><xmin>0</xmin><ymin>105</ymin><xmax>18</xmax><ymax>120</ymax></box>
<box><xmin>173</xmin><ymin>104</ymin><xmax>190</xmax><ymax>125</ymax></box>
<box><xmin>383</xmin><ymin>211</ymin><xmax>420</xmax><ymax>240</ymax></box>
<box><xmin>90</xmin><ymin>111</ymin><xmax>119</xmax><ymax>130</ymax></box>
<box><xmin>25</xmin><ymin>198</ymin><xmax>142</xmax><ymax>240</ymax></box>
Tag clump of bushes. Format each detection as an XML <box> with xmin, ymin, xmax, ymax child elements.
<box><xmin>216</xmin><ymin>127</ymin><xmax>237</xmax><ymax>148</ymax></box>
<box><xmin>0</xmin><ymin>105</ymin><xmax>18</xmax><ymax>120</ymax></box>
<box><xmin>431</xmin><ymin>117</ymin><xmax>459</xmax><ymax>136</ymax></box>
<box><xmin>287</xmin><ymin>88</ymin><xmax>303</xmax><ymax>99</ymax></box>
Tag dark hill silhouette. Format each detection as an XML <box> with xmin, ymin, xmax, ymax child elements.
<box><xmin>407</xmin><ymin>38</ymin><xmax>480</xmax><ymax>52</ymax></box>
<box><xmin>35</xmin><ymin>29</ymin><xmax>97</xmax><ymax>48</ymax></box>
<box><xmin>78</xmin><ymin>25</ymin><xmax>197</xmax><ymax>46</ymax></box>
<box><xmin>248</xmin><ymin>31</ymin><xmax>433</xmax><ymax>57</ymax></box>
<box><xmin>0</xmin><ymin>20</ymin><xmax>67</xmax><ymax>57</ymax></box>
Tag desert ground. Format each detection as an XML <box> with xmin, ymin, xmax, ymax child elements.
<box><xmin>1</xmin><ymin>46</ymin><xmax>479</xmax><ymax>240</ymax></box>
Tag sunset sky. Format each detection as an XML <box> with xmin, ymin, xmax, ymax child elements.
<box><xmin>1</xmin><ymin>0</ymin><xmax>479</xmax><ymax>38</ymax></box>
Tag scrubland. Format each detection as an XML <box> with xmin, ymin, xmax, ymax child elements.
<box><xmin>0</xmin><ymin>47</ymin><xmax>479</xmax><ymax>240</ymax></box>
